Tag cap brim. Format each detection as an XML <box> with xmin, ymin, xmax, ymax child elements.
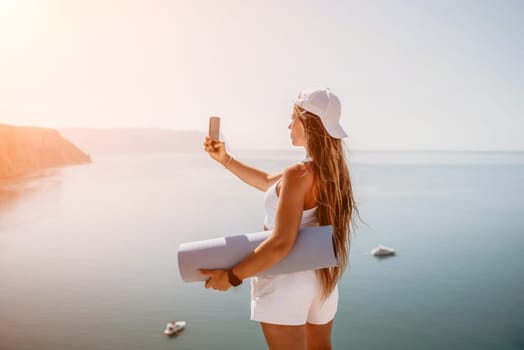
<box><xmin>323</xmin><ymin>120</ymin><xmax>348</xmax><ymax>139</ymax></box>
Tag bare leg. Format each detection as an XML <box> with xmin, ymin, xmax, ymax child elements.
<box><xmin>306</xmin><ymin>320</ymin><xmax>334</xmax><ymax>350</ymax></box>
<box><xmin>260</xmin><ymin>322</ymin><xmax>307</xmax><ymax>350</ymax></box>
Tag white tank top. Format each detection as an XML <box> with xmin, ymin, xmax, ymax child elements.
<box><xmin>263</xmin><ymin>157</ymin><xmax>319</xmax><ymax>229</ymax></box>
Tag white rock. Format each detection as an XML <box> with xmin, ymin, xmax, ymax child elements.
<box><xmin>371</xmin><ymin>245</ymin><xmax>396</xmax><ymax>256</ymax></box>
<box><xmin>164</xmin><ymin>321</ymin><xmax>186</xmax><ymax>335</ymax></box>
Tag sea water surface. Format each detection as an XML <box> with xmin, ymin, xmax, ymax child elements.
<box><xmin>0</xmin><ymin>150</ymin><xmax>523</xmax><ymax>350</ymax></box>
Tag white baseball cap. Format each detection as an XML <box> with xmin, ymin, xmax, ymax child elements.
<box><xmin>294</xmin><ymin>87</ymin><xmax>348</xmax><ymax>139</ymax></box>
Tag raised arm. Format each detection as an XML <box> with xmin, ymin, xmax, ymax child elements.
<box><xmin>204</xmin><ymin>136</ymin><xmax>282</xmax><ymax>191</ymax></box>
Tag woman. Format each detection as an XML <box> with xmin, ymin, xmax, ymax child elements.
<box><xmin>199</xmin><ymin>87</ymin><xmax>359</xmax><ymax>350</ymax></box>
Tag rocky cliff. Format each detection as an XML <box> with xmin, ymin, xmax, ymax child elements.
<box><xmin>0</xmin><ymin>124</ymin><xmax>92</xmax><ymax>179</ymax></box>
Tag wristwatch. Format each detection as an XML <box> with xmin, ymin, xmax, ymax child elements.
<box><xmin>227</xmin><ymin>269</ymin><xmax>243</xmax><ymax>287</ymax></box>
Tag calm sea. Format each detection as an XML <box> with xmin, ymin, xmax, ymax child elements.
<box><xmin>0</xmin><ymin>150</ymin><xmax>523</xmax><ymax>350</ymax></box>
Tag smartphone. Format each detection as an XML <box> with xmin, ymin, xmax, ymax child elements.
<box><xmin>209</xmin><ymin>116</ymin><xmax>220</xmax><ymax>141</ymax></box>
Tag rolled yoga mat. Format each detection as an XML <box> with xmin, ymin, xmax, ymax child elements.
<box><xmin>177</xmin><ymin>225</ymin><xmax>338</xmax><ymax>282</ymax></box>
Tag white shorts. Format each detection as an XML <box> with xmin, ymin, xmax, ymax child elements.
<box><xmin>250</xmin><ymin>269</ymin><xmax>338</xmax><ymax>326</ymax></box>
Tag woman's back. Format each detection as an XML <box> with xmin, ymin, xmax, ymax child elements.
<box><xmin>263</xmin><ymin>158</ymin><xmax>319</xmax><ymax>230</ymax></box>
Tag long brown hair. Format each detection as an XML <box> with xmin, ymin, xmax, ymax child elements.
<box><xmin>294</xmin><ymin>104</ymin><xmax>360</xmax><ymax>301</ymax></box>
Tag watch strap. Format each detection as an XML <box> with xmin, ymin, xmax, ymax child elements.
<box><xmin>227</xmin><ymin>269</ymin><xmax>242</xmax><ymax>287</ymax></box>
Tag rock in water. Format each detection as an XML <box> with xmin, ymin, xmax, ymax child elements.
<box><xmin>371</xmin><ymin>245</ymin><xmax>396</xmax><ymax>256</ymax></box>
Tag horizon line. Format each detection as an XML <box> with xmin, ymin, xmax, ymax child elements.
<box><xmin>3</xmin><ymin>124</ymin><xmax>522</xmax><ymax>152</ymax></box>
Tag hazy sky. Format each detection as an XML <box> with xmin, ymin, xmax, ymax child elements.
<box><xmin>1</xmin><ymin>0</ymin><xmax>522</xmax><ymax>150</ymax></box>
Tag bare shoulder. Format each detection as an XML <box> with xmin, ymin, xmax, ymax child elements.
<box><xmin>282</xmin><ymin>162</ymin><xmax>314</xmax><ymax>189</ymax></box>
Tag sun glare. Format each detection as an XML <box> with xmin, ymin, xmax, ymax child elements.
<box><xmin>0</xmin><ymin>0</ymin><xmax>26</xmax><ymax>23</ymax></box>
<box><xmin>0</xmin><ymin>0</ymin><xmax>18</xmax><ymax>10</ymax></box>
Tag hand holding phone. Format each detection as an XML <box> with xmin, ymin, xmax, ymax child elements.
<box><xmin>204</xmin><ymin>116</ymin><xmax>227</xmax><ymax>163</ymax></box>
